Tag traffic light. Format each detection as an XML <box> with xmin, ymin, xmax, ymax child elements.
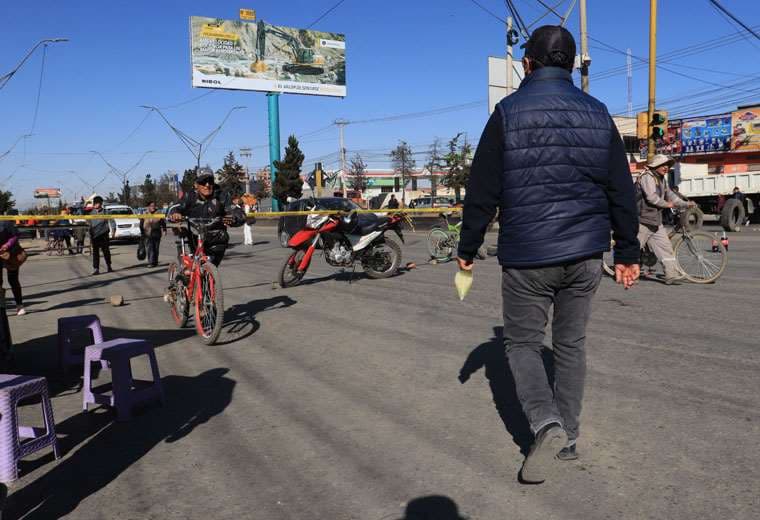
<box><xmin>651</xmin><ymin>111</ymin><xmax>667</xmax><ymax>141</ymax></box>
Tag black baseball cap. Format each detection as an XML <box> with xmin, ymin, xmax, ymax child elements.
<box><xmin>522</xmin><ymin>25</ymin><xmax>576</xmax><ymax>70</ymax></box>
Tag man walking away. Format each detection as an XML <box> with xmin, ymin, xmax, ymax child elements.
<box><xmin>140</xmin><ymin>201</ymin><xmax>166</xmax><ymax>267</ymax></box>
<box><xmin>637</xmin><ymin>154</ymin><xmax>694</xmax><ymax>284</ymax></box>
<box><xmin>89</xmin><ymin>196</ymin><xmax>114</xmax><ymax>275</ymax></box>
<box><xmin>456</xmin><ymin>25</ymin><xmax>640</xmax><ymax>484</ymax></box>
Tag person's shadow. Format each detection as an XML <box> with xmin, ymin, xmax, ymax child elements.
<box><xmin>459</xmin><ymin>326</ymin><xmax>555</xmax><ymax>455</ymax></box>
<box><xmin>397</xmin><ymin>495</ymin><xmax>467</xmax><ymax>520</ymax></box>
<box><xmin>5</xmin><ymin>368</ymin><xmax>236</xmax><ymax>520</ymax></box>
<box><xmin>216</xmin><ymin>295</ymin><xmax>297</xmax><ymax>345</ymax></box>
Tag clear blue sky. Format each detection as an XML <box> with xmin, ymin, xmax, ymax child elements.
<box><xmin>1</xmin><ymin>0</ymin><xmax>758</xmax><ymax>207</ymax></box>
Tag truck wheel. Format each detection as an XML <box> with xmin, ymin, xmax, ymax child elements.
<box><xmin>720</xmin><ymin>199</ymin><xmax>745</xmax><ymax>232</ymax></box>
<box><xmin>679</xmin><ymin>207</ymin><xmax>703</xmax><ymax>231</ymax></box>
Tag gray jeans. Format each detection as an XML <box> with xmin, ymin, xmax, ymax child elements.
<box><xmin>502</xmin><ymin>257</ymin><xmax>602</xmax><ymax>442</ymax></box>
<box><xmin>637</xmin><ymin>224</ymin><xmax>679</xmax><ymax>278</ymax></box>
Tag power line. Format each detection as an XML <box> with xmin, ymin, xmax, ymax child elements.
<box><xmin>307</xmin><ymin>0</ymin><xmax>348</xmax><ymax>29</ymax></box>
<box><xmin>467</xmin><ymin>0</ymin><xmax>506</xmax><ymax>24</ymax></box>
<box><xmin>345</xmin><ymin>100</ymin><xmax>485</xmax><ymax>125</ymax></box>
<box><xmin>29</xmin><ymin>44</ymin><xmax>48</xmax><ymax>133</ymax></box>
<box><xmin>708</xmin><ymin>0</ymin><xmax>760</xmax><ymax>42</ymax></box>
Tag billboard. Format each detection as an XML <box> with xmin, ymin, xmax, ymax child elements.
<box><xmin>190</xmin><ymin>17</ymin><xmax>346</xmax><ymax>97</ymax></box>
<box><xmin>680</xmin><ymin>114</ymin><xmax>732</xmax><ymax>154</ymax></box>
<box><xmin>487</xmin><ymin>57</ymin><xmax>524</xmax><ymax>114</ymax></box>
<box><xmin>731</xmin><ymin>106</ymin><xmax>760</xmax><ymax>152</ymax></box>
<box><xmin>34</xmin><ymin>188</ymin><xmax>61</xmax><ymax>199</ymax></box>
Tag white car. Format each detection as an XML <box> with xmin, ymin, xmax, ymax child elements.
<box><xmin>105</xmin><ymin>205</ymin><xmax>141</xmax><ymax>241</ymax></box>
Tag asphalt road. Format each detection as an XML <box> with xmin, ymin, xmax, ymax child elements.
<box><xmin>3</xmin><ymin>225</ymin><xmax>759</xmax><ymax>519</ymax></box>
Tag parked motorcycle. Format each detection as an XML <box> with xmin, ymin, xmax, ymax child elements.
<box><xmin>279</xmin><ymin>209</ymin><xmax>405</xmax><ymax>288</ymax></box>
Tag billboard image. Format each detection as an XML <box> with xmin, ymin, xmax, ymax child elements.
<box><xmin>34</xmin><ymin>188</ymin><xmax>61</xmax><ymax>199</ymax></box>
<box><xmin>732</xmin><ymin>107</ymin><xmax>760</xmax><ymax>152</ymax></box>
<box><xmin>680</xmin><ymin>114</ymin><xmax>732</xmax><ymax>154</ymax></box>
<box><xmin>190</xmin><ymin>17</ymin><xmax>346</xmax><ymax>97</ymax></box>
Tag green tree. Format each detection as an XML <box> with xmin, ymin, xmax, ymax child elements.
<box><xmin>216</xmin><ymin>151</ymin><xmax>246</xmax><ymax>199</ymax></box>
<box><xmin>180</xmin><ymin>167</ymin><xmax>197</xmax><ymax>195</ymax></box>
<box><xmin>0</xmin><ymin>190</ymin><xmax>16</xmax><ymax>214</ymax></box>
<box><xmin>348</xmin><ymin>154</ymin><xmax>369</xmax><ymax>193</ymax></box>
<box><xmin>390</xmin><ymin>141</ymin><xmax>416</xmax><ymax>206</ymax></box>
<box><xmin>272</xmin><ymin>135</ymin><xmax>304</xmax><ymax>204</ymax></box>
<box><xmin>426</xmin><ymin>138</ymin><xmax>445</xmax><ymax>199</ymax></box>
<box><xmin>442</xmin><ymin>133</ymin><xmax>472</xmax><ymax>203</ymax></box>
<box><xmin>141</xmin><ymin>174</ymin><xmax>157</xmax><ymax>205</ymax></box>
<box><xmin>155</xmin><ymin>173</ymin><xmax>175</xmax><ymax>207</ymax></box>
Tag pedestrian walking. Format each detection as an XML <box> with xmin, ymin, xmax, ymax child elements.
<box><xmin>54</xmin><ymin>207</ymin><xmax>76</xmax><ymax>255</ymax></box>
<box><xmin>457</xmin><ymin>26</ymin><xmax>640</xmax><ymax>484</ymax></box>
<box><xmin>0</xmin><ymin>220</ymin><xmax>26</xmax><ymax>316</ymax></box>
<box><xmin>139</xmin><ymin>201</ymin><xmax>166</xmax><ymax>267</ymax></box>
<box><xmin>88</xmin><ymin>196</ymin><xmax>115</xmax><ymax>275</ymax></box>
<box><xmin>242</xmin><ymin>194</ymin><xmax>255</xmax><ymax>246</ymax></box>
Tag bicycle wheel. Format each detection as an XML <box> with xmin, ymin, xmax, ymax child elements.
<box><xmin>195</xmin><ymin>261</ymin><xmax>224</xmax><ymax>345</ymax></box>
<box><xmin>601</xmin><ymin>238</ymin><xmax>616</xmax><ymax>277</ymax></box>
<box><xmin>56</xmin><ymin>239</ymin><xmax>64</xmax><ymax>256</ymax></box>
<box><xmin>166</xmin><ymin>262</ymin><xmax>189</xmax><ymax>327</ymax></box>
<box><xmin>672</xmin><ymin>231</ymin><xmax>727</xmax><ymax>284</ymax></box>
<box><xmin>427</xmin><ymin>228</ymin><xmax>453</xmax><ymax>260</ymax></box>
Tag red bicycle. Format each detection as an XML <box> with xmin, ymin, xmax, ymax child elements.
<box><xmin>165</xmin><ymin>217</ymin><xmax>224</xmax><ymax>345</ymax></box>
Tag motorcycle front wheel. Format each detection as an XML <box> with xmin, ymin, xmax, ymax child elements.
<box><xmin>279</xmin><ymin>249</ymin><xmax>307</xmax><ymax>288</ymax></box>
<box><xmin>363</xmin><ymin>238</ymin><xmax>402</xmax><ymax>279</ymax></box>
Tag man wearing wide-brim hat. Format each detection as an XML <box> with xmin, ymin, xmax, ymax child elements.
<box><xmin>637</xmin><ymin>154</ymin><xmax>695</xmax><ymax>284</ymax></box>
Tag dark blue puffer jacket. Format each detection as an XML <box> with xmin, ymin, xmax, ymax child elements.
<box><xmin>494</xmin><ymin>67</ymin><xmax>615</xmax><ymax>267</ymax></box>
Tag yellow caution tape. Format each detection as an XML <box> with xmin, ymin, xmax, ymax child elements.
<box><xmin>0</xmin><ymin>207</ymin><xmax>462</xmax><ymax>221</ymax></box>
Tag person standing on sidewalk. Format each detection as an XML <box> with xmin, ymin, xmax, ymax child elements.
<box><xmin>88</xmin><ymin>196</ymin><xmax>114</xmax><ymax>275</ymax></box>
<box><xmin>0</xmin><ymin>220</ymin><xmax>26</xmax><ymax>315</ymax></box>
<box><xmin>242</xmin><ymin>195</ymin><xmax>255</xmax><ymax>246</ymax></box>
<box><xmin>637</xmin><ymin>154</ymin><xmax>694</xmax><ymax>284</ymax></box>
<box><xmin>139</xmin><ymin>201</ymin><xmax>166</xmax><ymax>267</ymax></box>
<box><xmin>456</xmin><ymin>25</ymin><xmax>640</xmax><ymax>484</ymax></box>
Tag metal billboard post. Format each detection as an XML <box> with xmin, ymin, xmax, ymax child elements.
<box><xmin>267</xmin><ymin>92</ymin><xmax>281</xmax><ymax>212</ymax></box>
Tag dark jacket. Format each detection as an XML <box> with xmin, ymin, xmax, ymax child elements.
<box><xmin>458</xmin><ymin>67</ymin><xmax>639</xmax><ymax>267</ymax></box>
<box><xmin>88</xmin><ymin>208</ymin><xmax>115</xmax><ymax>238</ymax></box>
<box><xmin>175</xmin><ymin>190</ymin><xmax>244</xmax><ymax>250</ymax></box>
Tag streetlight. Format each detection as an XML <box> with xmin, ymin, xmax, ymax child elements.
<box><xmin>90</xmin><ymin>150</ymin><xmax>153</xmax><ymax>204</ymax></box>
<box><xmin>139</xmin><ymin>105</ymin><xmax>246</xmax><ymax>173</ymax></box>
<box><xmin>0</xmin><ymin>38</ymin><xmax>68</xmax><ymax>90</ymax></box>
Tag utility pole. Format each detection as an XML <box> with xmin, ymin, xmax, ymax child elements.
<box><xmin>627</xmin><ymin>48</ymin><xmax>633</xmax><ymax>117</ymax></box>
<box><xmin>647</xmin><ymin>0</ymin><xmax>658</xmax><ymax>163</ymax></box>
<box><xmin>506</xmin><ymin>16</ymin><xmax>512</xmax><ymax>94</ymax></box>
<box><xmin>335</xmin><ymin>119</ymin><xmax>348</xmax><ymax>198</ymax></box>
<box><xmin>579</xmin><ymin>0</ymin><xmax>590</xmax><ymax>93</ymax></box>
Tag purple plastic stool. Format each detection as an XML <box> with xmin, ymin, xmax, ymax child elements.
<box><xmin>0</xmin><ymin>375</ymin><xmax>60</xmax><ymax>483</ymax></box>
<box><xmin>57</xmin><ymin>315</ymin><xmax>104</xmax><ymax>375</ymax></box>
<box><xmin>83</xmin><ymin>338</ymin><xmax>164</xmax><ymax>421</ymax></box>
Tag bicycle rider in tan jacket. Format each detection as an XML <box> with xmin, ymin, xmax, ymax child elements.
<box><xmin>637</xmin><ymin>154</ymin><xmax>695</xmax><ymax>285</ymax></box>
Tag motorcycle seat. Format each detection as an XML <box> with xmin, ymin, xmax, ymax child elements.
<box><xmin>356</xmin><ymin>214</ymin><xmax>387</xmax><ymax>235</ymax></box>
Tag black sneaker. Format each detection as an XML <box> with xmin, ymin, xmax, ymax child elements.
<box><xmin>106</xmin><ymin>266</ymin><xmax>114</xmax><ymax>273</ymax></box>
<box><xmin>520</xmin><ymin>422</ymin><xmax>567</xmax><ymax>484</ymax></box>
<box><xmin>91</xmin><ymin>269</ymin><xmax>100</xmax><ymax>276</ymax></box>
<box><xmin>557</xmin><ymin>444</ymin><xmax>578</xmax><ymax>461</ymax></box>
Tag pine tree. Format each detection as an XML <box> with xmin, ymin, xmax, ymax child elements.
<box><xmin>141</xmin><ymin>174</ymin><xmax>157</xmax><ymax>205</ymax></box>
<box><xmin>216</xmin><ymin>151</ymin><xmax>246</xmax><ymax>199</ymax></box>
<box><xmin>272</xmin><ymin>135</ymin><xmax>304</xmax><ymax>204</ymax></box>
<box><xmin>426</xmin><ymin>138</ymin><xmax>445</xmax><ymax>199</ymax></box>
<box><xmin>442</xmin><ymin>133</ymin><xmax>472</xmax><ymax>203</ymax></box>
<box><xmin>0</xmin><ymin>190</ymin><xmax>15</xmax><ymax>214</ymax></box>
<box><xmin>390</xmin><ymin>141</ymin><xmax>416</xmax><ymax>205</ymax></box>
<box><xmin>348</xmin><ymin>154</ymin><xmax>369</xmax><ymax>193</ymax></box>
<box><xmin>180</xmin><ymin>168</ymin><xmax>197</xmax><ymax>195</ymax></box>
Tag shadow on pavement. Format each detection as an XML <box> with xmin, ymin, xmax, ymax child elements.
<box><xmin>459</xmin><ymin>326</ymin><xmax>555</xmax><ymax>456</ymax></box>
<box><xmin>24</xmin><ymin>269</ymin><xmax>161</xmax><ymax>301</ymax></box>
<box><xmin>396</xmin><ymin>495</ymin><xmax>466</xmax><ymax>519</ymax></box>
<box><xmin>217</xmin><ymin>295</ymin><xmax>297</xmax><ymax>346</ymax></box>
<box><xmin>5</xmin><ymin>368</ymin><xmax>236</xmax><ymax>520</ymax></box>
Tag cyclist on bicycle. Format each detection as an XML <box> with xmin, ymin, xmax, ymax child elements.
<box><xmin>168</xmin><ymin>172</ymin><xmax>244</xmax><ymax>266</ymax></box>
<box><xmin>637</xmin><ymin>154</ymin><xmax>696</xmax><ymax>285</ymax></box>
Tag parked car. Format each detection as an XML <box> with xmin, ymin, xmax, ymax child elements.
<box><xmin>105</xmin><ymin>204</ymin><xmax>141</xmax><ymax>241</ymax></box>
<box><xmin>277</xmin><ymin>197</ymin><xmax>359</xmax><ymax>247</ymax></box>
<box><xmin>409</xmin><ymin>196</ymin><xmax>454</xmax><ymax>209</ymax></box>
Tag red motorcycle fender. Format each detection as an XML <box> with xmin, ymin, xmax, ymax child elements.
<box><xmin>288</xmin><ymin>228</ymin><xmax>317</xmax><ymax>248</ymax></box>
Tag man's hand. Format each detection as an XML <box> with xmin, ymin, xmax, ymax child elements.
<box><xmin>456</xmin><ymin>257</ymin><xmax>474</xmax><ymax>271</ymax></box>
<box><xmin>615</xmin><ymin>264</ymin><xmax>640</xmax><ymax>290</ymax></box>
<box><xmin>168</xmin><ymin>212</ymin><xmax>183</xmax><ymax>223</ymax></box>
